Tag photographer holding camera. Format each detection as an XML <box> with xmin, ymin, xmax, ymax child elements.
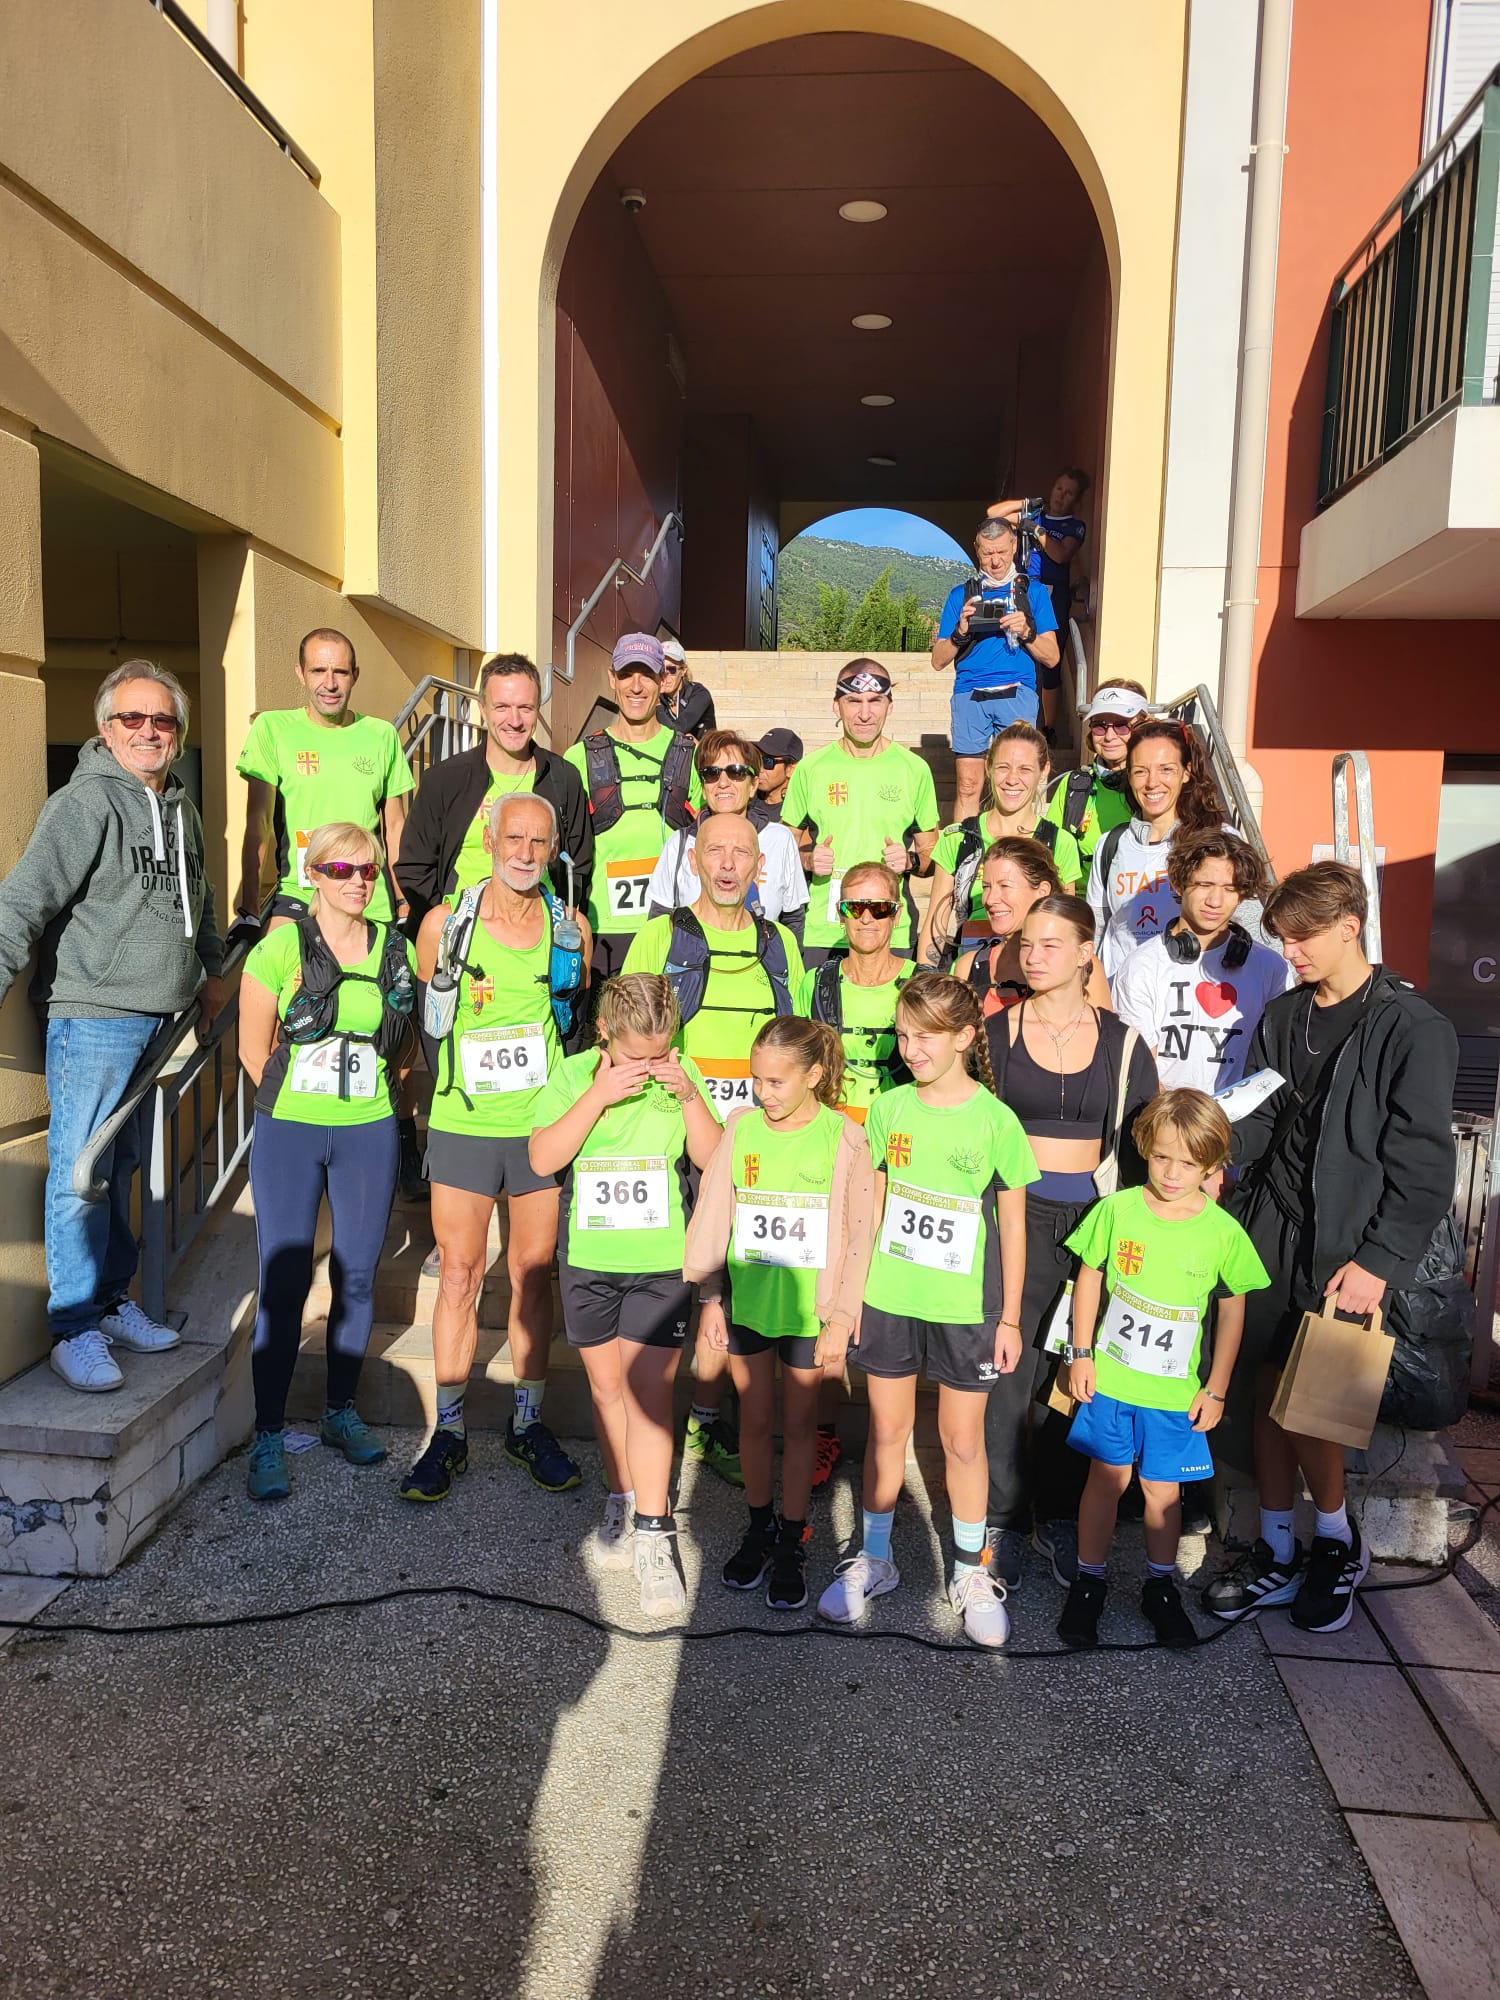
<box><xmin>932</xmin><ymin>513</ymin><xmax>1060</xmax><ymax>823</ymax></box>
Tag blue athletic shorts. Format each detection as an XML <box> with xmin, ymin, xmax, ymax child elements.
<box><xmin>1066</xmin><ymin>1391</ymin><xmax>1215</xmax><ymax>1484</ymax></box>
<box><xmin>951</xmin><ymin>684</ymin><xmax>1040</xmax><ymax>756</ymax></box>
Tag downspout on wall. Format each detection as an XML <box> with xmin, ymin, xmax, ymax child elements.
<box><xmin>1218</xmin><ymin>0</ymin><xmax>1294</xmax><ymax>823</ymax></box>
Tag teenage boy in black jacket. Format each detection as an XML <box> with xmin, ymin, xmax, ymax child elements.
<box><xmin>1205</xmin><ymin>863</ymin><xmax>1458</xmax><ymax>1635</ymax></box>
<box><xmin>396</xmin><ymin>654</ymin><xmax>592</xmax><ymax>929</ymax></box>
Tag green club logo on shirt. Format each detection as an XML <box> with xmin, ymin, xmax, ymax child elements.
<box><xmin>353</xmin><ymin>755</ymin><xmax>379</xmax><ymax>778</ymax></box>
<box><xmin>948</xmin><ymin>1146</ymin><xmax>987</xmax><ymax>1176</ymax></box>
<box><xmin>879</xmin><ymin>783</ymin><xmax>903</xmax><ymax>804</ymax></box>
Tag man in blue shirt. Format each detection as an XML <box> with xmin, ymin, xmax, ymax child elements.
<box><xmin>989</xmin><ymin>470</ymin><xmax>1090</xmax><ymax>737</ymax></box>
<box><xmin>932</xmin><ymin>515</ymin><xmax>1060</xmax><ymax>821</ymax></box>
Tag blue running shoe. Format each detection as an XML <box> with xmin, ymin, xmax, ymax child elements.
<box><xmin>504</xmin><ymin>1417</ymin><xmax>582</xmax><ymax>1492</ymax></box>
<box><xmin>320</xmin><ymin>1402</ymin><xmax>388</xmax><ymax>1465</ymax></box>
<box><xmin>247</xmin><ymin>1430</ymin><xmax>290</xmax><ymax>1502</ymax></box>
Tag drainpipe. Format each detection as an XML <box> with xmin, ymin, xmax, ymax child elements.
<box><xmin>1218</xmin><ymin>0</ymin><xmax>1294</xmax><ymax>823</ymax></box>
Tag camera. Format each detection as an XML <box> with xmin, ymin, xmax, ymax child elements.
<box><xmin>620</xmin><ymin>187</ymin><xmax>647</xmax><ymax>214</ymax></box>
<box><xmin>958</xmin><ymin>572</ymin><xmax>1036</xmax><ymax>651</ymax></box>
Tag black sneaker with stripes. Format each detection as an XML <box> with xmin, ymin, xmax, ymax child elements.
<box><xmin>1289</xmin><ymin>1524</ymin><xmax>1370</xmax><ymax>1633</ymax></box>
<box><xmin>1202</xmin><ymin>1537</ymin><xmax>1304</xmax><ymax>1620</ymax></box>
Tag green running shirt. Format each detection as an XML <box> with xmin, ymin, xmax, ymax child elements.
<box><xmin>796</xmin><ymin>962</ymin><xmax>913</xmax><ymax>1124</ymax></box>
<box><xmin>726</xmin><ymin>1105</ymin><xmax>845</xmax><ymax>1341</ymax></box>
<box><xmin>930</xmin><ymin>814</ymin><xmax>1084</xmax><ymax>943</ymax></box>
<box><xmin>563</xmin><ymin>727</ymin><xmax>703</xmax><ymax>937</ymax></box>
<box><xmin>782</xmin><ymin>740</ymin><xmax>939</xmax><ymax>953</ymax></box>
<box><xmin>865</xmin><ymin>1085</ymin><xmax>1039</xmax><ymax>1327</ymax></box>
<box><xmin>427</xmin><ymin>903</ymin><xmax>561</xmax><ymax>1138</ymax></box>
<box><xmin>1040</xmin><ymin>769</ymin><xmax>1133</xmax><ymax>865</ymax></box>
<box><xmin>242</xmin><ymin>921</ymin><xmax>416</xmax><ymax>1128</ymax></box>
<box><xmin>452</xmin><ymin>768</ymin><xmax>538</xmax><ymax>896</ymax></box>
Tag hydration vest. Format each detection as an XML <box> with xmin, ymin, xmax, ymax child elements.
<box><xmin>662</xmin><ymin>907</ymin><xmax>793</xmax><ymax>1026</ymax></box>
<box><xmin>423</xmin><ymin>883</ymin><xmax>583</xmax><ymax>1046</ymax></box>
<box><xmin>934</xmin><ymin>815</ymin><xmax>1061</xmax><ymax>972</ymax></box>
<box><xmin>809</xmin><ymin>955</ymin><xmax>913</xmax><ymax>1088</ymax></box>
<box><xmin>965</xmin><ymin>938</ymin><xmax>1030</xmax><ymax>1020</ymax></box>
<box><xmin>583</xmin><ymin>729</ymin><xmax>696</xmax><ymax>836</ymax></box>
<box><xmin>268</xmin><ymin>916</ymin><xmax>416</xmax><ymax>1105</ymax></box>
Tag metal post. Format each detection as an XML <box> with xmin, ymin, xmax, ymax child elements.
<box><xmin>1473</xmin><ymin>1063</ymin><xmax>1500</xmax><ymax>1390</ymax></box>
<box><xmin>141</xmin><ymin>1085</ymin><xmax>169</xmax><ymax>1327</ymax></box>
<box><xmin>1331</xmin><ymin>751</ymin><xmax>1383</xmax><ymax>962</ymax></box>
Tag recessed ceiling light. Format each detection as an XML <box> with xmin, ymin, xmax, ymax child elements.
<box><xmin>868</xmin><ymin>455</ymin><xmax>897</xmax><ymax>467</ymax></box>
<box><xmin>860</xmin><ymin>393</ymin><xmax>895</xmax><ymax>407</ymax></box>
<box><xmin>839</xmin><ymin>199</ymin><xmax>888</xmax><ymax>223</ymax></box>
<box><xmin>851</xmin><ymin>313</ymin><xmax>892</xmax><ymax>331</ymax></box>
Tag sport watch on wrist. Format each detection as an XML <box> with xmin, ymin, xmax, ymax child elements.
<box><xmin>1062</xmin><ymin>1343</ymin><xmax>1093</xmax><ymax>1364</ymax></box>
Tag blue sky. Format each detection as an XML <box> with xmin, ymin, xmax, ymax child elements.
<box><xmin>794</xmin><ymin>507</ymin><xmax>968</xmax><ymax>562</ymax></box>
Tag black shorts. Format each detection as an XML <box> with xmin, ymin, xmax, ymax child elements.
<box><xmin>728</xmin><ymin>1322</ymin><xmax>822</xmax><ymax>1371</ymax></box>
<box><xmin>425</xmin><ymin>1129</ymin><xmax>560</xmax><ymax>1199</ymax></box>
<box><xmin>1236</xmin><ymin>1187</ymin><xmax>1322</xmax><ymax>1372</ymax></box>
<box><xmin>560</xmin><ymin>1267</ymin><xmax>693</xmax><ymax>1349</ymax></box>
<box><xmin>856</xmin><ymin>1304</ymin><xmax>998</xmax><ymax>1392</ymax></box>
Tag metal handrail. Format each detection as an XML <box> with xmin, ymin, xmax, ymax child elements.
<box><xmin>1155</xmin><ymin>682</ymin><xmax>1272</xmax><ymax>869</ymax></box>
<box><xmin>150</xmin><ymin>0</ymin><xmax>321</xmax><ymax>184</ymax></box>
<box><xmin>1332</xmin><ymin>751</ymin><xmax>1384</xmax><ymax>962</ymax></box>
<box><xmin>557</xmin><ymin>512</ymin><xmax>683</xmax><ymax>686</ymax></box>
<box><xmin>391</xmin><ymin>677</ymin><xmax>486</xmax><ymax>778</ymax></box>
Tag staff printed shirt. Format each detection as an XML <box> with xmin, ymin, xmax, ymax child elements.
<box><xmin>783</xmin><ymin>741</ymin><xmax>938</xmax><ymax>955</ymax></box>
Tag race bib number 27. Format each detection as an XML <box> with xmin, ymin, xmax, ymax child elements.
<box><xmin>606</xmin><ymin>858</ymin><xmax>655</xmax><ymax>920</ymax></box>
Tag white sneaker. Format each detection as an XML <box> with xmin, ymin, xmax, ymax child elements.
<box><xmin>635</xmin><ymin>1529</ymin><xmax>686</xmax><ymax>1620</ymax></box>
<box><xmin>816</xmin><ymin>1552</ymin><xmax>900</xmax><ymax>1625</ymax></box>
<box><xmin>49</xmin><ymin>1330</ymin><xmax>123</xmax><ymax>1393</ymax></box>
<box><xmin>99</xmin><ymin>1299</ymin><xmax>180</xmax><ymax>1353</ymax></box>
<box><xmin>586</xmin><ymin>1494</ymin><xmax>636</xmax><ymax>1572</ymax></box>
<box><xmin>950</xmin><ymin>1561</ymin><xmax>1010</xmax><ymax>1649</ymax></box>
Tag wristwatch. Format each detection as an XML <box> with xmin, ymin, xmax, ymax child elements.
<box><xmin>1062</xmin><ymin>1343</ymin><xmax>1093</xmax><ymax>1364</ymax></box>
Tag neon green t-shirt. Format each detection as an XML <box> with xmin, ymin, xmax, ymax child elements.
<box><xmin>864</xmin><ymin>1085</ymin><xmax>1039</xmax><ymax>1328</ymax></box>
<box><xmin>1040</xmin><ymin>768</ymin><xmax>1133</xmax><ymax>866</ymax></box>
<box><xmin>1066</xmin><ymin>1185</ymin><xmax>1271</xmax><ymax>1413</ymax></box>
<box><xmin>532</xmin><ymin>1050</ymin><xmax>718</xmax><ymax>1276</ymax></box>
<box><xmin>782</xmin><ymin>740</ymin><xmax>939</xmax><ymax>953</ymax></box>
<box><xmin>796</xmin><ymin>961</ymin><xmax>913</xmax><ymax>1124</ymax></box>
<box><xmin>427</xmin><ymin>905</ymin><xmax>561</xmax><ymax>1138</ymax></box>
<box><xmin>930</xmin><ymin>814</ymin><xmax>1085</xmax><ymax>944</ymax></box>
<box><xmin>452</xmin><ymin>768</ymin><xmax>537</xmax><ymax>896</ymax></box>
<box><xmin>564</xmin><ymin>727</ymin><xmax>703</xmax><ymax>937</ymax></box>
<box><xmin>243</xmin><ymin>920</ymin><xmax>415</xmax><ymax>1128</ymax></box>
<box><xmin>623</xmin><ymin>913</ymin><xmax>805</xmax><ymax>1116</ymax></box>
<box><xmin>726</xmin><ymin>1105</ymin><xmax>844</xmax><ymax>1341</ymax></box>
<box><xmin>236</xmin><ymin>708</ymin><xmax>413</xmax><ymax>922</ymax></box>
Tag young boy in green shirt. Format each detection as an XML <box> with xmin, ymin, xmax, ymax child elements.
<box><xmin>1058</xmin><ymin>1088</ymin><xmax>1270</xmax><ymax>1650</ymax></box>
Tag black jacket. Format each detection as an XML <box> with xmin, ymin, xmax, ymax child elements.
<box><xmin>986</xmin><ymin>1006</ymin><xmax>1160</xmax><ymax>1188</ymax></box>
<box><xmin>1230</xmin><ymin>967</ymin><xmax>1458</xmax><ymax>1289</ymax></box>
<box><xmin>395</xmin><ymin>744</ymin><xmax>592</xmax><ymax>927</ymax></box>
<box><xmin>658</xmin><ymin>681</ymin><xmax>717</xmax><ymax>740</ymax></box>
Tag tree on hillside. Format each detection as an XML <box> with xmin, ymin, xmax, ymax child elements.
<box><xmin>783</xmin><ymin>567</ymin><xmax>934</xmax><ymax>652</ymax></box>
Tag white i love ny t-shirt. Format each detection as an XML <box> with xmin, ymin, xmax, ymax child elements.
<box><xmin>1111</xmin><ymin>929</ymin><xmax>1294</xmax><ymax>1094</ymax></box>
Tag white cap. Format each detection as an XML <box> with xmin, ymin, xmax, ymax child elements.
<box><xmin>1082</xmin><ymin>686</ymin><xmax>1151</xmax><ymax>726</ymax></box>
<box><xmin>661</xmin><ymin>638</ymin><xmax>687</xmax><ymax>665</ymax></box>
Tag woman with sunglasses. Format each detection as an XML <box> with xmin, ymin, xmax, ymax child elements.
<box><xmin>1086</xmin><ymin>717</ymin><xmax>1229</xmax><ymax>981</ymax></box>
<box><xmin>916</xmin><ymin>723</ymin><xmax>1082</xmax><ymax>972</ymax></box>
<box><xmin>646</xmin><ymin>729</ymin><xmax>809</xmax><ymax>936</ymax></box>
<box><xmin>655</xmin><ymin>639</ymin><xmax>717</xmax><ymax>740</ymax></box>
<box><xmin>953</xmin><ymin>836</ymin><xmax>1112</xmax><ymax>1018</ymax></box>
<box><xmin>1040</xmin><ymin>680</ymin><xmax>1150</xmax><ymax>865</ymax></box>
<box><xmin>238</xmin><ymin>821</ymin><xmax>418</xmax><ymax>1500</ymax></box>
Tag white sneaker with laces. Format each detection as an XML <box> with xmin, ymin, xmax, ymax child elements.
<box><xmin>49</xmin><ymin>1330</ymin><xmax>123</xmax><ymax>1393</ymax></box>
<box><xmin>635</xmin><ymin>1530</ymin><xmax>686</xmax><ymax>1619</ymax></box>
<box><xmin>99</xmin><ymin>1299</ymin><xmax>181</xmax><ymax>1353</ymax></box>
<box><xmin>586</xmin><ymin>1494</ymin><xmax>636</xmax><ymax>1571</ymax></box>
<box><xmin>816</xmin><ymin>1552</ymin><xmax>900</xmax><ymax>1625</ymax></box>
<box><xmin>950</xmin><ymin>1561</ymin><xmax>1010</xmax><ymax>1649</ymax></box>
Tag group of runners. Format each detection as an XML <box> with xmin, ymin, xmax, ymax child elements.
<box><xmin>0</xmin><ymin>569</ymin><xmax>1459</xmax><ymax>1655</ymax></box>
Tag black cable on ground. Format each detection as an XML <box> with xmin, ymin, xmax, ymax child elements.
<box><xmin>10</xmin><ymin>1487</ymin><xmax>1496</xmax><ymax>1661</ymax></box>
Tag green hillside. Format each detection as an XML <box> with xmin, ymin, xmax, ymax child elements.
<box><xmin>777</xmin><ymin>537</ymin><xmax>971</xmax><ymax>649</ymax></box>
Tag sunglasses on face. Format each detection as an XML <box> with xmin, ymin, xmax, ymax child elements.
<box><xmin>1091</xmin><ymin>718</ymin><xmax>1133</xmax><ymax>736</ymax></box>
<box><xmin>840</xmin><ymin>898</ymin><xmax>899</xmax><ymax>921</ymax></box>
<box><xmin>701</xmin><ymin>764</ymin><xmax>754</xmax><ymax>782</ymax></box>
<box><xmin>760</xmin><ymin>756</ymin><xmax>785</xmax><ymax>769</ymax></box>
<box><xmin>111</xmin><ymin>711</ymin><xmax>179</xmax><ymax>733</ymax></box>
<box><xmin>312</xmin><ymin>861</ymin><xmax>380</xmax><ymax>883</ymax></box>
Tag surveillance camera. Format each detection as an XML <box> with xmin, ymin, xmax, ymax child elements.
<box><xmin>620</xmin><ymin>187</ymin><xmax>647</xmax><ymax>215</ymax></box>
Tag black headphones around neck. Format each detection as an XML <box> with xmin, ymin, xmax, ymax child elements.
<box><xmin>1163</xmin><ymin>918</ymin><xmax>1252</xmax><ymax>970</ymax></box>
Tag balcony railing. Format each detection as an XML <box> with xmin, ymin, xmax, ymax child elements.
<box><xmin>150</xmin><ymin>0</ymin><xmax>320</xmax><ymax>185</ymax></box>
<box><xmin>1319</xmin><ymin>66</ymin><xmax>1500</xmax><ymax>507</ymax></box>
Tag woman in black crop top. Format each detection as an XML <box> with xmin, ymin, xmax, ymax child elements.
<box><xmin>980</xmin><ymin>895</ymin><xmax>1159</xmax><ymax>1590</ymax></box>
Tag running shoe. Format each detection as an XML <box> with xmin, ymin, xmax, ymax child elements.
<box><xmin>246</xmin><ymin>1430</ymin><xmax>291</xmax><ymax>1502</ymax></box>
<box><xmin>990</xmin><ymin>1528</ymin><xmax>1026</xmax><ymax>1588</ymax></box>
<box><xmin>1057</xmin><ymin>1574</ymin><xmax>1106</xmax><ymax>1649</ymax></box>
<box><xmin>49</xmin><ymin>1330</ymin><xmax>122</xmax><ymax>1393</ymax></box>
<box><xmin>1141</xmin><ymin>1575</ymin><xmax>1197</xmax><ymax>1648</ymax></box>
<box><xmin>766</xmin><ymin>1528</ymin><xmax>809</xmax><ymax>1611</ymax></box>
<box><xmin>399</xmin><ymin>1430</ymin><xmax>469</xmax><ymax>1502</ymax></box>
<box><xmin>949</xmin><ymin>1561</ymin><xmax>1010</xmax><ymax>1649</ymax></box>
<box><xmin>586</xmin><ymin>1494</ymin><xmax>637</xmax><ymax>1572</ymax></box>
<box><xmin>1033</xmin><ymin>1518</ymin><xmax>1080</xmax><ymax>1586</ymax></box>
<box><xmin>722</xmin><ymin>1515</ymin><xmax>779</xmax><ymax>1591</ymax></box>
<box><xmin>1202</xmin><ymin>1538</ymin><xmax>1304</xmax><ymax>1621</ymax></box>
<box><xmin>100</xmin><ymin>1299</ymin><xmax>181</xmax><ymax>1353</ymax></box>
<box><xmin>504</xmin><ymin>1418</ymin><xmax>582</xmax><ymax>1492</ymax></box>
<box><xmin>319</xmin><ymin>1403</ymin><xmax>387</xmax><ymax>1465</ymax></box>
<box><xmin>811</xmin><ymin>1426</ymin><xmax>843</xmax><ymax>1491</ymax></box>
<box><xmin>683</xmin><ymin>1412</ymin><xmax>743</xmax><ymax>1487</ymax></box>
<box><xmin>1289</xmin><ymin>1525</ymin><xmax>1370</xmax><ymax>1634</ymax></box>
<box><xmin>816</xmin><ymin>1552</ymin><xmax>900</xmax><ymax>1624</ymax></box>
<box><xmin>634</xmin><ymin>1530</ymin><xmax>686</xmax><ymax>1620</ymax></box>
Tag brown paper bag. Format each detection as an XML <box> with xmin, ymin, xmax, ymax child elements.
<box><xmin>1045</xmin><ymin>1370</ymin><xmax>1078</xmax><ymax>1420</ymax></box>
<box><xmin>1270</xmin><ymin>1303</ymin><xmax>1394</xmax><ymax>1449</ymax></box>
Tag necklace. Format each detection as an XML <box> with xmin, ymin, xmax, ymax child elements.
<box><xmin>1025</xmin><ymin>1000</ymin><xmax>1093</xmax><ymax>1120</ymax></box>
<box><xmin>1303</xmin><ymin>970</ymin><xmax>1375</xmax><ymax>1055</ymax></box>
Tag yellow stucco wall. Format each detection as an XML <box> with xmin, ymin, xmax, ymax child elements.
<box><xmin>490</xmin><ymin>0</ymin><xmax>1188</xmax><ymax>705</ymax></box>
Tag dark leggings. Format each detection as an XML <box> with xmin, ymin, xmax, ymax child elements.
<box><xmin>249</xmin><ymin>1111</ymin><xmax>398</xmax><ymax>1430</ymax></box>
<box><xmin>984</xmin><ymin>1193</ymin><xmax>1092</xmax><ymax>1530</ymax></box>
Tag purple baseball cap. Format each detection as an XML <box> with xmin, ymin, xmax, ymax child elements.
<box><xmin>611</xmin><ymin>632</ymin><xmax>665</xmax><ymax>677</ymax></box>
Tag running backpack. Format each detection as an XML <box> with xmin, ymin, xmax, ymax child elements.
<box><xmin>966</xmin><ymin>939</ymin><xmax>1029</xmax><ymax>1019</ymax></box>
<box><xmin>270</xmin><ymin>916</ymin><xmax>416</xmax><ymax>1105</ymax></box>
<box><xmin>582</xmin><ymin>729</ymin><xmax>696</xmax><ymax>836</ymax></box>
<box><xmin>934</xmin><ymin>816</ymin><xmax>1061</xmax><ymax>972</ymax></box>
<box><xmin>809</xmin><ymin>956</ymin><xmax>912</xmax><ymax>1087</ymax></box>
<box><xmin>1054</xmin><ymin>768</ymin><xmax>1096</xmax><ymax>840</ymax></box>
<box><xmin>663</xmin><ymin>907</ymin><xmax>793</xmax><ymax>1025</ymax></box>
<box><xmin>421</xmin><ymin>883</ymin><xmax>584</xmax><ymax>1044</ymax></box>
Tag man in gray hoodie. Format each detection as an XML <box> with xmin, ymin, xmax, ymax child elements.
<box><xmin>0</xmin><ymin>662</ymin><xmax>225</xmax><ymax>1391</ymax></box>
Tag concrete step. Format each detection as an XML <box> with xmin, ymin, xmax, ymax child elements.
<box><xmin>1216</xmin><ymin>1428</ymin><xmax>1468</xmax><ymax>1567</ymax></box>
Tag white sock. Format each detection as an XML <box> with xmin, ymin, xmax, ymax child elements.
<box><xmin>1314</xmin><ymin>1503</ymin><xmax>1352</xmax><ymax>1547</ymax></box>
<box><xmin>1260</xmin><ymin>1507</ymin><xmax>1295</xmax><ymax>1564</ymax></box>
<box><xmin>610</xmin><ymin>1489</ymin><xmax>634</xmax><ymax>1507</ymax></box>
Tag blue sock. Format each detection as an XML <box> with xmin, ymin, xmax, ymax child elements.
<box><xmin>1079</xmin><ymin>1559</ymin><xmax>1108</xmax><ymax>1579</ymax></box>
<box><xmin>862</xmin><ymin>1508</ymin><xmax>895</xmax><ymax>1563</ymax></box>
<box><xmin>513</xmin><ymin>1379</ymin><xmax>546</xmax><ymax>1433</ymax></box>
<box><xmin>952</xmin><ymin>1515</ymin><xmax>986</xmax><ymax>1573</ymax></box>
<box><xmin>1147</xmin><ymin>1558</ymin><xmax>1176</xmax><ymax>1579</ymax></box>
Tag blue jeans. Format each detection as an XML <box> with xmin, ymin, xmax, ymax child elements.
<box><xmin>44</xmin><ymin>1013</ymin><xmax>161</xmax><ymax>1342</ymax></box>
